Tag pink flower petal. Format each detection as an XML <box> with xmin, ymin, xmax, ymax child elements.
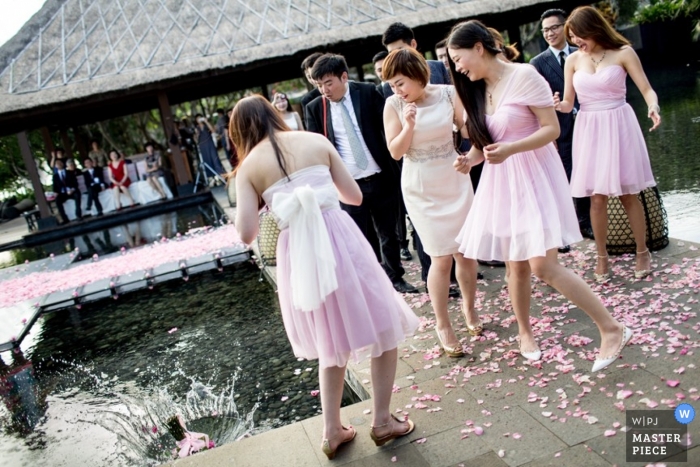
<box><xmin>666</xmin><ymin>380</ymin><xmax>681</xmax><ymax>388</ymax></box>
<box><xmin>604</xmin><ymin>429</ymin><xmax>616</xmax><ymax>437</ymax></box>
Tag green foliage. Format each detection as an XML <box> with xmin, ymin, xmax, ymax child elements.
<box><xmin>0</xmin><ymin>131</ymin><xmax>47</xmax><ymax>199</ymax></box>
<box><xmin>634</xmin><ymin>0</ymin><xmax>699</xmax><ymax>24</ymax></box>
<box><xmin>616</xmin><ymin>0</ymin><xmax>642</xmax><ymax>24</ymax></box>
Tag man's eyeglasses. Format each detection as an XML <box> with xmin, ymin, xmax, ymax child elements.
<box><xmin>541</xmin><ymin>23</ymin><xmax>564</xmax><ymax>34</ymax></box>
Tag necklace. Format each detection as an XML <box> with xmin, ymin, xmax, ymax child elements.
<box><xmin>590</xmin><ymin>50</ymin><xmax>607</xmax><ymax>67</ymax></box>
<box><xmin>486</xmin><ymin>62</ymin><xmax>505</xmax><ymax>106</ymax></box>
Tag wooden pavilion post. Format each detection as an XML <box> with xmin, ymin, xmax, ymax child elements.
<box><xmin>17</xmin><ymin>132</ymin><xmax>51</xmax><ymax>218</ymax></box>
<box><xmin>507</xmin><ymin>26</ymin><xmax>524</xmax><ymax>63</ymax></box>
<box><xmin>40</xmin><ymin>127</ymin><xmax>54</xmax><ymax>163</ymax></box>
<box><xmin>59</xmin><ymin>128</ymin><xmax>74</xmax><ymax>159</ymax></box>
<box><xmin>157</xmin><ymin>91</ymin><xmax>191</xmax><ymax>191</ymax></box>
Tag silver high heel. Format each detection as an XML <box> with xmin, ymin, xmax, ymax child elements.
<box><xmin>634</xmin><ymin>249</ymin><xmax>652</xmax><ymax>279</ymax></box>
<box><xmin>594</xmin><ymin>254</ymin><xmax>611</xmax><ymax>283</ymax></box>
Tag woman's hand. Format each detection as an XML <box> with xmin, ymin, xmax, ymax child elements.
<box><xmin>453</xmin><ymin>154</ymin><xmax>471</xmax><ymax>174</ymax></box>
<box><xmin>403</xmin><ymin>103</ymin><xmax>417</xmax><ymax>127</ymax></box>
<box><xmin>553</xmin><ymin>92</ymin><xmax>561</xmax><ymax>108</ymax></box>
<box><xmin>648</xmin><ymin>105</ymin><xmax>661</xmax><ymax>132</ymax></box>
<box><xmin>483</xmin><ymin>142</ymin><xmax>513</xmax><ymax>164</ymax></box>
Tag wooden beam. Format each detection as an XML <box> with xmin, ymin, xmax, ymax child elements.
<box><xmin>40</xmin><ymin>127</ymin><xmax>54</xmax><ymax>163</ymax></box>
<box><xmin>59</xmin><ymin>128</ymin><xmax>74</xmax><ymax>160</ymax></box>
<box><xmin>17</xmin><ymin>132</ymin><xmax>51</xmax><ymax>218</ymax></box>
<box><xmin>157</xmin><ymin>91</ymin><xmax>190</xmax><ymax>186</ymax></box>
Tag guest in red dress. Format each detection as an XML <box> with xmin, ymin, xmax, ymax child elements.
<box><xmin>108</xmin><ymin>150</ymin><xmax>135</xmax><ymax>210</ymax></box>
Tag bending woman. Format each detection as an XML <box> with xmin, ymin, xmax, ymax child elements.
<box><xmin>233</xmin><ymin>96</ymin><xmax>418</xmax><ymax>459</ymax></box>
<box><xmin>447</xmin><ymin>20</ymin><xmax>631</xmax><ymax>372</ymax></box>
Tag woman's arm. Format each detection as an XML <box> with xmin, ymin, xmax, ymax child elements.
<box><xmin>454</xmin><ymin>146</ymin><xmax>484</xmax><ymax>174</ymax></box>
<box><xmin>453</xmin><ymin>94</ymin><xmax>470</xmax><ymax>140</ymax></box>
<box><xmin>555</xmin><ymin>52</ymin><xmax>578</xmax><ymax>114</ymax></box>
<box><xmin>482</xmin><ymin>106</ymin><xmax>560</xmax><ymax>164</ymax></box>
<box><xmin>235</xmin><ymin>166</ymin><xmax>262</xmax><ymax>245</ymax></box>
<box><xmin>119</xmin><ymin>163</ymin><xmax>129</xmax><ymax>184</ymax></box>
<box><xmin>621</xmin><ymin>47</ymin><xmax>661</xmax><ymax>131</ymax></box>
<box><xmin>383</xmin><ymin>99</ymin><xmax>414</xmax><ymax>161</ymax></box>
<box><xmin>294</xmin><ymin>112</ymin><xmax>305</xmax><ymax>131</ymax></box>
<box><xmin>108</xmin><ymin>166</ymin><xmax>118</xmax><ymax>185</ymax></box>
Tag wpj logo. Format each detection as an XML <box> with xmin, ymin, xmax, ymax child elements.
<box><xmin>626</xmin><ymin>408</ymin><xmax>691</xmax><ymax>462</ymax></box>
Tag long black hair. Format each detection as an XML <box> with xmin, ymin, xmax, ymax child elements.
<box><xmin>446</xmin><ymin>20</ymin><xmax>503</xmax><ymax>151</ymax></box>
<box><xmin>229</xmin><ymin>95</ymin><xmax>290</xmax><ymax>178</ymax></box>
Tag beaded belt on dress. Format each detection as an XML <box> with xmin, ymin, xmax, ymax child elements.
<box><xmin>405</xmin><ymin>141</ymin><xmax>455</xmax><ymax>162</ymax></box>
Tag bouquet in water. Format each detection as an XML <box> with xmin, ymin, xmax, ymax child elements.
<box><xmin>167</xmin><ymin>414</ymin><xmax>216</xmax><ymax>458</ymax></box>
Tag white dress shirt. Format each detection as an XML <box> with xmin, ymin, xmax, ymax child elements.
<box><xmin>329</xmin><ymin>85</ymin><xmax>381</xmax><ymax>179</ymax></box>
<box><xmin>548</xmin><ymin>43</ymin><xmax>572</xmax><ymax>65</ymax></box>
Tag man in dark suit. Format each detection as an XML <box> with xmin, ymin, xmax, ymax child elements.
<box><xmin>299</xmin><ymin>52</ymin><xmax>323</xmax><ymax>121</ymax></box>
<box><xmin>381</xmin><ymin>22</ymin><xmax>451</xmax><ymax>99</ymax></box>
<box><xmin>82</xmin><ymin>158</ymin><xmax>104</xmax><ymax>216</ymax></box>
<box><xmin>530</xmin><ymin>8</ymin><xmax>593</xmax><ymax>244</ymax></box>
<box><xmin>305</xmin><ymin>54</ymin><xmax>418</xmax><ymax>294</ymax></box>
<box><xmin>372</xmin><ymin>51</ymin><xmax>389</xmax><ymax>96</ymax></box>
<box><xmin>53</xmin><ymin>159</ymin><xmax>82</xmax><ymax>223</ymax></box>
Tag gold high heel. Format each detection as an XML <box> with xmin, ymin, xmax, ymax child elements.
<box><xmin>634</xmin><ymin>249</ymin><xmax>652</xmax><ymax>279</ymax></box>
<box><xmin>321</xmin><ymin>425</ymin><xmax>356</xmax><ymax>460</ymax></box>
<box><xmin>436</xmin><ymin>329</ymin><xmax>464</xmax><ymax>357</ymax></box>
<box><xmin>370</xmin><ymin>414</ymin><xmax>415</xmax><ymax>447</ymax></box>
<box><xmin>594</xmin><ymin>254</ymin><xmax>611</xmax><ymax>283</ymax></box>
<box><xmin>461</xmin><ymin>303</ymin><xmax>483</xmax><ymax>336</ymax></box>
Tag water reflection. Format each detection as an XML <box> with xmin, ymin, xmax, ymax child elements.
<box><xmin>0</xmin><ymin>263</ymin><xmax>343</xmax><ymax>466</ymax></box>
<box><xmin>626</xmin><ymin>65</ymin><xmax>700</xmax><ymax>242</ymax></box>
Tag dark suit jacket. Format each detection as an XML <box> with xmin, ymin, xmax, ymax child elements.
<box><xmin>299</xmin><ymin>88</ymin><xmax>321</xmax><ymax>120</ymax></box>
<box><xmin>305</xmin><ymin>81</ymin><xmax>399</xmax><ymax>184</ymax></box>
<box><xmin>53</xmin><ymin>170</ymin><xmax>79</xmax><ymax>194</ymax></box>
<box><xmin>82</xmin><ymin>168</ymin><xmax>103</xmax><ymax>189</ymax></box>
<box><xmin>530</xmin><ymin>47</ymin><xmax>579</xmax><ymax>145</ymax></box>
<box><xmin>382</xmin><ymin>60</ymin><xmax>450</xmax><ymax>98</ymax></box>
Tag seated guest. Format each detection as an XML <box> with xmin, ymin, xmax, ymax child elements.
<box><xmin>144</xmin><ymin>142</ymin><xmax>167</xmax><ymax>200</ymax></box>
<box><xmin>53</xmin><ymin>159</ymin><xmax>82</xmax><ymax>223</ymax></box>
<box><xmin>49</xmin><ymin>147</ymin><xmax>68</xmax><ymax>172</ymax></box>
<box><xmin>88</xmin><ymin>140</ymin><xmax>108</xmax><ymax>168</ymax></box>
<box><xmin>108</xmin><ymin>150</ymin><xmax>136</xmax><ymax>210</ymax></box>
<box><xmin>82</xmin><ymin>158</ymin><xmax>104</xmax><ymax>216</ymax></box>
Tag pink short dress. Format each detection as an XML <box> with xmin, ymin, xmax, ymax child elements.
<box><xmin>570</xmin><ymin>64</ymin><xmax>656</xmax><ymax>196</ymax></box>
<box><xmin>457</xmin><ymin>65</ymin><xmax>582</xmax><ymax>262</ymax></box>
<box><xmin>262</xmin><ymin>165</ymin><xmax>420</xmax><ymax>369</ymax></box>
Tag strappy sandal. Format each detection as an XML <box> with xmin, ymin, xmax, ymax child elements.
<box><xmin>321</xmin><ymin>425</ymin><xmax>356</xmax><ymax>460</ymax></box>
<box><xmin>370</xmin><ymin>415</ymin><xmax>415</xmax><ymax>447</ymax></box>
<box><xmin>436</xmin><ymin>329</ymin><xmax>464</xmax><ymax>358</ymax></box>
<box><xmin>594</xmin><ymin>254</ymin><xmax>611</xmax><ymax>283</ymax></box>
<box><xmin>462</xmin><ymin>303</ymin><xmax>483</xmax><ymax>337</ymax></box>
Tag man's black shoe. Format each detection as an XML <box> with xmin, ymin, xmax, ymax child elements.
<box><xmin>477</xmin><ymin>259</ymin><xmax>506</xmax><ymax>267</ymax></box>
<box><xmin>393</xmin><ymin>279</ymin><xmax>419</xmax><ymax>294</ymax></box>
<box><xmin>580</xmin><ymin>227</ymin><xmax>595</xmax><ymax>240</ymax></box>
<box><xmin>400</xmin><ymin>248</ymin><xmax>413</xmax><ymax>261</ymax></box>
<box><xmin>558</xmin><ymin>245</ymin><xmax>571</xmax><ymax>253</ymax></box>
<box><xmin>448</xmin><ymin>286</ymin><xmax>460</xmax><ymax>298</ymax></box>
<box><xmin>477</xmin><ymin>271</ymin><xmax>484</xmax><ymax>280</ymax></box>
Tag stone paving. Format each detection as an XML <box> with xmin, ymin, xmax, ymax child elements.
<box><xmin>162</xmin><ymin>236</ymin><xmax>700</xmax><ymax>467</ymax></box>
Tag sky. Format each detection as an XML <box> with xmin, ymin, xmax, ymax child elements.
<box><xmin>0</xmin><ymin>0</ymin><xmax>47</xmax><ymax>47</ymax></box>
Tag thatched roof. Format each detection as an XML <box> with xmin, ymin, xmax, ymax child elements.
<box><xmin>0</xmin><ymin>0</ymin><xmax>573</xmax><ymax>133</ymax></box>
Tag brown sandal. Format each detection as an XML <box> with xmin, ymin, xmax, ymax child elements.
<box><xmin>370</xmin><ymin>414</ymin><xmax>415</xmax><ymax>447</ymax></box>
<box><xmin>321</xmin><ymin>425</ymin><xmax>356</xmax><ymax>460</ymax></box>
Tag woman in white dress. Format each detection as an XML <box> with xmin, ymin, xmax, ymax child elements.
<box><xmin>383</xmin><ymin>48</ymin><xmax>480</xmax><ymax>357</ymax></box>
<box><xmin>272</xmin><ymin>92</ymin><xmax>305</xmax><ymax>130</ymax></box>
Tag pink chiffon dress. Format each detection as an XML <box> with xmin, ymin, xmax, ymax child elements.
<box><xmin>261</xmin><ymin>165</ymin><xmax>420</xmax><ymax>369</ymax></box>
<box><xmin>456</xmin><ymin>65</ymin><xmax>582</xmax><ymax>261</ymax></box>
<box><xmin>570</xmin><ymin>64</ymin><xmax>656</xmax><ymax>196</ymax></box>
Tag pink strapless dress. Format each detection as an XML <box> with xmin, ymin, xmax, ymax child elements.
<box><xmin>571</xmin><ymin>65</ymin><xmax>656</xmax><ymax>196</ymax></box>
<box><xmin>456</xmin><ymin>65</ymin><xmax>582</xmax><ymax>262</ymax></box>
<box><xmin>262</xmin><ymin>165</ymin><xmax>419</xmax><ymax>369</ymax></box>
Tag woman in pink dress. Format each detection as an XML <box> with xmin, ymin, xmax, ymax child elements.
<box><xmin>108</xmin><ymin>150</ymin><xmax>135</xmax><ymax>210</ymax></box>
<box><xmin>232</xmin><ymin>96</ymin><xmax>419</xmax><ymax>459</ymax></box>
<box><xmin>447</xmin><ymin>20</ymin><xmax>631</xmax><ymax>372</ymax></box>
<box><xmin>556</xmin><ymin>6</ymin><xmax>660</xmax><ymax>281</ymax></box>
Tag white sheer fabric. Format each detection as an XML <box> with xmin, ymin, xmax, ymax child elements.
<box><xmin>271</xmin><ymin>184</ymin><xmax>340</xmax><ymax>312</ymax></box>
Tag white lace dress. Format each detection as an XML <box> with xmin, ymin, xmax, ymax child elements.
<box><xmin>387</xmin><ymin>85</ymin><xmax>474</xmax><ymax>256</ymax></box>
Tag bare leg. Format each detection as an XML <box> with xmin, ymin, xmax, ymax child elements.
<box><xmin>319</xmin><ymin>365</ymin><xmax>353</xmax><ymax>449</ymax></box>
<box><xmin>507</xmin><ymin>260</ymin><xmax>538</xmax><ymax>353</ymax></box>
<box><xmin>149</xmin><ymin>177</ymin><xmax>167</xmax><ymax>199</ymax></box>
<box><xmin>121</xmin><ymin>186</ymin><xmax>136</xmax><ymax>206</ymax></box>
<box><xmin>370</xmin><ymin>348</ymin><xmax>410</xmax><ymax>438</ymax></box>
<box><xmin>530</xmin><ymin>249</ymin><xmax>624</xmax><ymax>358</ymax></box>
<box><xmin>453</xmin><ymin>255</ymin><xmax>478</xmax><ymax>326</ymax></box>
<box><xmin>619</xmin><ymin>194</ymin><xmax>651</xmax><ymax>273</ymax></box>
<box><xmin>590</xmin><ymin>194</ymin><xmax>609</xmax><ymax>276</ymax></box>
<box><xmin>113</xmin><ymin>186</ymin><xmax>122</xmax><ymax>209</ymax></box>
<box><xmin>427</xmin><ymin>255</ymin><xmax>459</xmax><ymax>346</ymax></box>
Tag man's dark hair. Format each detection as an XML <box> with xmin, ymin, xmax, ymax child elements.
<box><xmin>541</xmin><ymin>8</ymin><xmax>567</xmax><ymax>23</ymax></box>
<box><xmin>382</xmin><ymin>22</ymin><xmax>414</xmax><ymax>47</ymax></box>
<box><xmin>372</xmin><ymin>51</ymin><xmax>388</xmax><ymax>64</ymax></box>
<box><xmin>55</xmin><ymin>147</ymin><xmax>65</xmax><ymax>154</ymax></box>
<box><xmin>83</xmin><ymin>158</ymin><xmax>92</xmax><ymax>165</ymax></box>
<box><xmin>145</xmin><ymin>141</ymin><xmax>155</xmax><ymax>149</ymax></box>
<box><xmin>301</xmin><ymin>52</ymin><xmax>324</xmax><ymax>72</ymax></box>
<box><xmin>216</xmin><ymin>108</ymin><xmax>224</xmax><ymax>114</ymax></box>
<box><xmin>435</xmin><ymin>39</ymin><xmax>447</xmax><ymax>49</ymax></box>
<box><xmin>310</xmin><ymin>54</ymin><xmax>349</xmax><ymax>81</ymax></box>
